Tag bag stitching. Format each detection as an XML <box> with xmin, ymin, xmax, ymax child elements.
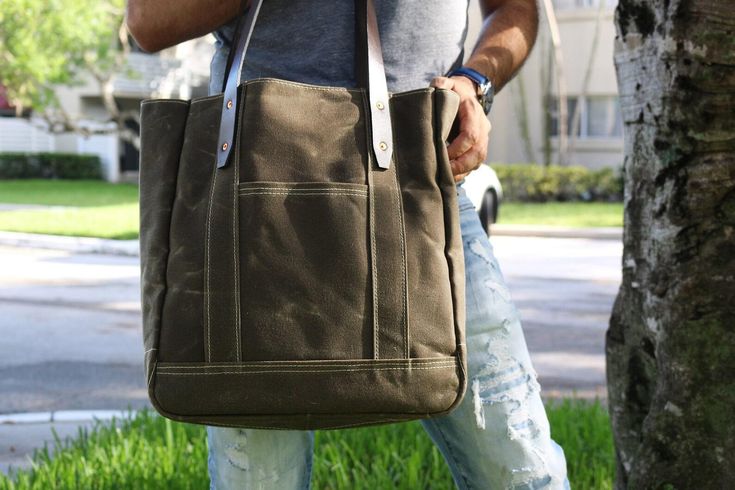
<box><xmin>204</xmin><ymin>162</ymin><xmax>218</xmax><ymax>362</ymax></box>
<box><xmin>237</xmin><ymin>182</ymin><xmax>368</xmax><ymax>190</ymax></box>
<box><xmin>238</xmin><ymin>191</ymin><xmax>367</xmax><ymax>197</ymax></box>
<box><xmin>362</xmin><ymin>90</ymin><xmax>380</xmax><ymax>360</ymax></box>
<box><xmin>157</xmin><ymin>359</ymin><xmax>456</xmax><ymax>369</ymax></box>
<box><xmin>249</xmin><ymin>78</ymin><xmax>356</xmax><ymax>93</ymax></box>
<box><xmin>237</xmin><ymin>187</ymin><xmax>367</xmax><ymax>192</ymax></box>
<box><xmin>140</xmin><ymin>100</ymin><xmax>190</xmax><ymax>106</ymax></box>
<box><xmin>233</xmin><ymin>89</ymin><xmax>245</xmax><ymax>363</ymax></box>
<box><xmin>157</xmin><ymin>364</ymin><xmax>457</xmax><ymax>375</ymax></box>
<box><xmin>390</xmin><ymin>131</ymin><xmax>410</xmax><ymax>360</ymax></box>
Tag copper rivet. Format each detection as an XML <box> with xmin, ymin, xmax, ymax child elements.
<box><xmin>376</xmin><ymin>101</ymin><xmax>384</xmax><ymax>110</ymax></box>
<box><xmin>226</xmin><ymin>99</ymin><xmax>233</xmax><ymax>109</ymax></box>
<box><xmin>221</xmin><ymin>142</ymin><xmax>228</xmax><ymax>151</ymax></box>
<box><xmin>379</xmin><ymin>141</ymin><xmax>388</xmax><ymax>151</ymax></box>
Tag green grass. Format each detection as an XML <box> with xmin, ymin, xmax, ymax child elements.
<box><xmin>499</xmin><ymin>202</ymin><xmax>623</xmax><ymax>228</ymax></box>
<box><xmin>0</xmin><ymin>180</ymin><xmax>624</xmax><ymax>239</ymax></box>
<box><xmin>0</xmin><ymin>398</ymin><xmax>615</xmax><ymax>490</ymax></box>
<box><xmin>0</xmin><ymin>180</ymin><xmax>138</xmax><ymax>206</ymax></box>
<box><xmin>0</xmin><ymin>180</ymin><xmax>138</xmax><ymax>240</ymax></box>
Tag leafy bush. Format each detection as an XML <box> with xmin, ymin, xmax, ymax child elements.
<box><xmin>0</xmin><ymin>153</ymin><xmax>103</xmax><ymax>180</ymax></box>
<box><xmin>492</xmin><ymin>163</ymin><xmax>623</xmax><ymax>202</ymax></box>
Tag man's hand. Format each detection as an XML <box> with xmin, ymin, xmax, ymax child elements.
<box><xmin>430</xmin><ymin>0</ymin><xmax>538</xmax><ymax>183</ymax></box>
<box><xmin>430</xmin><ymin>75</ymin><xmax>491</xmax><ymax>183</ymax></box>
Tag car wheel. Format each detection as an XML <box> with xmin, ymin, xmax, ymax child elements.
<box><xmin>479</xmin><ymin>189</ymin><xmax>498</xmax><ymax>235</ymax></box>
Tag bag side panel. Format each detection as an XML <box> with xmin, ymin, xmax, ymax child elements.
<box><xmin>139</xmin><ymin>99</ymin><xmax>190</xmax><ymax>385</ymax></box>
<box><xmin>390</xmin><ymin>90</ymin><xmax>458</xmax><ymax>359</ymax></box>
<box><xmin>159</xmin><ymin>96</ymin><xmax>222</xmax><ymax>362</ymax></box>
<box><xmin>432</xmin><ymin>88</ymin><xmax>468</xmax><ymax>405</ymax></box>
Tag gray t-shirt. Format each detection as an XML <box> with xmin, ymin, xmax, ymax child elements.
<box><xmin>208</xmin><ymin>0</ymin><xmax>470</xmax><ymax>95</ymax></box>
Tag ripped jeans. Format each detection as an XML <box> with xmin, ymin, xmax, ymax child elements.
<box><xmin>207</xmin><ymin>183</ymin><xmax>571</xmax><ymax>489</ymax></box>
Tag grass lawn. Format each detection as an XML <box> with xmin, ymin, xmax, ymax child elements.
<box><xmin>0</xmin><ymin>180</ymin><xmax>623</xmax><ymax>239</ymax></box>
<box><xmin>0</xmin><ymin>398</ymin><xmax>615</xmax><ymax>490</ymax></box>
<box><xmin>499</xmin><ymin>202</ymin><xmax>623</xmax><ymax>228</ymax></box>
<box><xmin>0</xmin><ymin>180</ymin><xmax>138</xmax><ymax>240</ymax></box>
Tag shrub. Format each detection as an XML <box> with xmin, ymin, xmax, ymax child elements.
<box><xmin>491</xmin><ymin>163</ymin><xmax>623</xmax><ymax>202</ymax></box>
<box><xmin>0</xmin><ymin>153</ymin><xmax>103</xmax><ymax>180</ymax></box>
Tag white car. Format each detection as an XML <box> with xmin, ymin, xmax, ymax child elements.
<box><xmin>461</xmin><ymin>163</ymin><xmax>503</xmax><ymax>235</ymax></box>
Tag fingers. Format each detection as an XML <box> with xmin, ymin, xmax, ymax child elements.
<box><xmin>430</xmin><ymin>76</ymin><xmax>454</xmax><ymax>90</ymax></box>
<box><xmin>448</xmin><ymin>101</ymin><xmax>491</xmax><ymax>178</ymax></box>
<box><xmin>453</xmin><ymin>171</ymin><xmax>471</xmax><ymax>183</ymax></box>
<box><xmin>431</xmin><ymin>74</ymin><xmax>492</xmax><ymax>181</ymax></box>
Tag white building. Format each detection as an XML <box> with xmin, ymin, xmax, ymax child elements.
<box><xmin>467</xmin><ymin>0</ymin><xmax>622</xmax><ymax>169</ymax></box>
<box><xmin>0</xmin><ymin>38</ymin><xmax>213</xmax><ymax>182</ymax></box>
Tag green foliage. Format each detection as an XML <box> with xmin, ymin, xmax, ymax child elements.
<box><xmin>0</xmin><ymin>153</ymin><xmax>102</xmax><ymax>179</ymax></box>
<box><xmin>0</xmin><ymin>399</ymin><xmax>615</xmax><ymax>489</ymax></box>
<box><xmin>501</xmin><ymin>202</ymin><xmax>623</xmax><ymax>227</ymax></box>
<box><xmin>493</xmin><ymin>163</ymin><xmax>623</xmax><ymax>202</ymax></box>
<box><xmin>0</xmin><ymin>0</ymin><xmax>125</xmax><ymax>111</ymax></box>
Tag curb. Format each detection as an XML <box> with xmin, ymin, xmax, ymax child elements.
<box><xmin>0</xmin><ymin>225</ymin><xmax>623</xmax><ymax>257</ymax></box>
<box><xmin>491</xmin><ymin>224</ymin><xmax>622</xmax><ymax>240</ymax></box>
<box><xmin>0</xmin><ymin>410</ymin><xmax>136</xmax><ymax>425</ymax></box>
<box><xmin>0</xmin><ymin>231</ymin><xmax>138</xmax><ymax>256</ymax></box>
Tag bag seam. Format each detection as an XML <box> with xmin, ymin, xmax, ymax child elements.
<box><xmin>362</xmin><ymin>90</ymin><xmax>380</xmax><ymax>360</ymax></box>
<box><xmin>157</xmin><ymin>364</ymin><xmax>457</xmax><ymax>375</ymax></box>
<box><xmin>238</xmin><ymin>191</ymin><xmax>367</xmax><ymax>197</ymax></box>
<box><xmin>157</xmin><ymin>358</ymin><xmax>457</xmax><ymax>368</ymax></box>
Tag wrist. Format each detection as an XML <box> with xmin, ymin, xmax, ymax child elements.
<box><xmin>446</xmin><ymin>66</ymin><xmax>495</xmax><ymax>115</ymax></box>
<box><xmin>448</xmin><ymin>76</ymin><xmax>479</xmax><ymax>100</ymax></box>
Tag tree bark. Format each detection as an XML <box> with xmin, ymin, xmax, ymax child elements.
<box><xmin>607</xmin><ymin>0</ymin><xmax>735</xmax><ymax>488</ymax></box>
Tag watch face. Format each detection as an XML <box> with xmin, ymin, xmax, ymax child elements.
<box><xmin>479</xmin><ymin>83</ymin><xmax>493</xmax><ymax>114</ymax></box>
<box><xmin>481</xmin><ymin>97</ymin><xmax>493</xmax><ymax>115</ymax></box>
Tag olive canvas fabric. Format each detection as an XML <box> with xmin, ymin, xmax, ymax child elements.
<box><xmin>139</xmin><ymin>80</ymin><xmax>467</xmax><ymax>430</ymax></box>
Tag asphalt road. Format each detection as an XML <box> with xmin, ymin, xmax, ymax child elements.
<box><xmin>0</xmin><ymin>235</ymin><xmax>621</xmax><ymax>415</ymax></box>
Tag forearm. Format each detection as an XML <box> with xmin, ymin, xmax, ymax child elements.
<box><xmin>466</xmin><ymin>0</ymin><xmax>539</xmax><ymax>92</ymax></box>
<box><xmin>126</xmin><ymin>0</ymin><xmax>247</xmax><ymax>52</ymax></box>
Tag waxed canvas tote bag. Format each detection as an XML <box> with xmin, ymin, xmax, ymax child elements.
<box><xmin>138</xmin><ymin>0</ymin><xmax>467</xmax><ymax>430</ymax></box>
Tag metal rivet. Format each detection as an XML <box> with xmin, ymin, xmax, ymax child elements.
<box><xmin>221</xmin><ymin>142</ymin><xmax>229</xmax><ymax>151</ymax></box>
<box><xmin>379</xmin><ymin>141</ymin><xmax>388</xmax><ymax>151</ymax></box>
<box><xmin>226</xmin><ymin>99</ymin><xmax>233</xmax><ymax>109</ymax></box>
<box><xmin>376</xmin><ymin>101</ymin><xmax>384</xmax><ymax>110</ymax></box>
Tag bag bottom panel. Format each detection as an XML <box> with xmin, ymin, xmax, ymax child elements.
<box><xmin>150</xmin><ymin>356</ymin><xmax>464</xmax><ymax>427</ymax></box>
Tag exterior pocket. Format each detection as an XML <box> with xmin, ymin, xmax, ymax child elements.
<box><xmin>237</xmin><ymin>181</ymin><xmax>372</xmax><ymax>361</ymax></box>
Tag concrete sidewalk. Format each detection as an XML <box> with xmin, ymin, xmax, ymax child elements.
<box><xmin>0</xmin><ymin>224</ymin><xmax>621</xmax><ymax>258</ymax></box>
<box><xmin>0</xmin><ymin>231</ymin><xmax>139</xmax><ymax>256</ymax></box>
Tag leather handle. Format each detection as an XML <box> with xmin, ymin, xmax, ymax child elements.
<box><xmin>216</xmin><ymin>0</ymin><xmax>263</xmax><ymax>168</ymax></box>
<box><xmin>216</xmin><ymin>0</ymin><xmax>394</xmax><ymax>169</ymax></box>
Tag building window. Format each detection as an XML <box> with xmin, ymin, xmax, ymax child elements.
<box><xmin>548</xmin><ymin>95</ymin><xmax>622</xmax><ymax>139</ymax></box>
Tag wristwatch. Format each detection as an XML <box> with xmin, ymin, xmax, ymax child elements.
<box><xmin>447</xmin><ymin>66</ymin><xmax>495</xmax><ymax>115</ymax></box>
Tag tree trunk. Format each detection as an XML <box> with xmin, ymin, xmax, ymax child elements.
<box><xmin>606</xmin><ymin>0</ymin><xmax>735</xmax><ymax>488</ymax></box>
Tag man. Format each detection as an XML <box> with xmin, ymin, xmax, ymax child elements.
<box><xmin>127</xmin><ymin>1</ymin><xmax>571</xmax><ymax>488</ymax></box>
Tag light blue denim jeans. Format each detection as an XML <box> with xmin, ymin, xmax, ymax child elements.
<box><xmin>207</xmin><ymin>183</ymin><xmax>571</xmax><ymax>489</ymax></box>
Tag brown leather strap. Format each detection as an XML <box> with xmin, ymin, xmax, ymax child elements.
<box><xmin>217</xmin><ymin>0</ymin><xmax>394</xmax><ymax>169</ymax></box>
<box><xmin>364</xmin><ymin>0</ymin><xmax>393</xmax><ymax>169</ymax></box>
<box><xmin>217</xmin><ymin>0</ymin><xmax>263</xmax><ymax>168</ymax></box>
